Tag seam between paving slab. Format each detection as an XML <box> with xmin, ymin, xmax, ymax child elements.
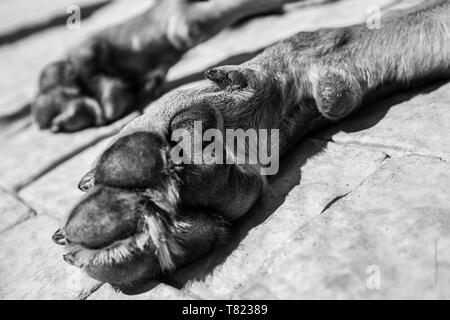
<box><xmin>1</xmin><ymin>132</ymin><xmax>124</xmax><ymax>229</ymax></box>
<box><xmin>0</xmin><ymin>186</ymin><xmax>37</xmax><ymax>234</ymax></box>
<box><xmin>12</xmin><ymin>132</ymin><xmax>116</xmax><ymax>192</ymax></box>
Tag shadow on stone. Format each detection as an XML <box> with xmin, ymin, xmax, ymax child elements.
<box><xmin>0</xmin><ymin>0</ymin><xmax>113</xmax><ymax>46</ymax></box>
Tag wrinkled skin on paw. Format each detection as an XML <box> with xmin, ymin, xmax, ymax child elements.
<box><xmin>32</xmin><ymin>0</ymin><xmax>273</xmax><ymax>133</ymax></box>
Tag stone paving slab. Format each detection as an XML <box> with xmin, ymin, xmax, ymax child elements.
<box><xmin>234</xmin><ymin>155</ymin><xmax>450</xmax><ymax>299</ymax></box>
<box><xmin>170</xmin><ymin>140</ymin><xmax>388</xmax><ymax>298</ymax></box>
<box><xmin>88</xmin><ymin>283</ymin><xmax>196</xmax><ymax>300</ymax></box>
<box><xmin>0</xmin><ymin>112</ymin><xmax>137</xmax><ymax>191</ymax></box>
<box><xmin>318</xmin><ymin>82</ymin><xmax>450</xmax><ymax>160</ymax></box>
<box><xmin>19</xmin><ymin>138</ymin><xmax>112</xmax><ymax>219</ymax></box>
<box><xmin>0</xmin><ymin>188</ymin><xmax>34</xmax><ymax>233</ymax></box>
<box><xmin>0</xmin><ymin>215</ymin><xmax>101</xmax><ymax>299</ymax></box>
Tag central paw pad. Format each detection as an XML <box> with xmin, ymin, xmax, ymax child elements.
<box><xmin>54</xmin><ymin>130</ymin><xmax>229</xmax><ymax>287</ymax></box>
<box><xmin>64</xmin><ymin>186</ymin><xmax>142</xmax><ymax>249</ymax></box>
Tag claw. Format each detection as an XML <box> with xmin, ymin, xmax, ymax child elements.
<box><xmin>63</xmin><ymin>252</ymin><xmax>79</xmax><ymax>267</ymax></box>
<box><xmin>52</xmin><ymin>228</ymin><xmax>70</xmax><ymax>245</ymax></box>
<box><xmin>204</xmin><ymin>66</ymin><xmax>248</xmax><ymax>89</ymax></box>
<box><xmin>78</xmin><ymin>171</ymin><xmax>96</xmax><ymax>192</ymax></box>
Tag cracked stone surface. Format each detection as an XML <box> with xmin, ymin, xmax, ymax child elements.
<box><xmin>19</xmin><ymin>138</ymin><xmax>113</xmax><ymax>219</ymax></box>
<box><xmin>234</xmin><ymin>155</ymin><xmax>450</xmax><ymax>299</ymax></box>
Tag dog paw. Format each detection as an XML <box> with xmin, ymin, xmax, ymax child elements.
<box><xmin>31</xmin><ymin>0</ymin><xmax>191</xmax><ymax>132</ymax></box>
<box><xmin>32</xmin><ymin>46</ymin><xmax>136</xmax><ymax>132</ymax></box>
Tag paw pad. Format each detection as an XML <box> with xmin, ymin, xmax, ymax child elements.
<box><xmin>64</xmin><ymin>186</ymin><xmax>142</xmax><ymax>249</ymax></box>
<box><xmin>95</xmin><ymin>132</ymin><xmax>170</xmax><ymax>189</ymax></box>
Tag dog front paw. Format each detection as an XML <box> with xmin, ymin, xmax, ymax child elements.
<box><xmin>31</xmin><ymin>0</ymin><xmax>193</xmax><ymax>132</ymax></box>
<box><xmin>56</xmin><ymin>181</ymin><xmax>228</xmax><ymax>286</ymax></box>
<box><xmin>32</xmin><ymin>55</ymin><xmax>134</xmax><ymax>132</ymax></box>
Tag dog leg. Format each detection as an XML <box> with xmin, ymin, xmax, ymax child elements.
<box><xmin>56</xmin><ymin>1</ymin><xmax>450</xmax><ymax>286</ymax></box>
<box><xmin>32</xmin><ymin>0</ymin><xmax>297</xmax><ymax>132</ymax></box>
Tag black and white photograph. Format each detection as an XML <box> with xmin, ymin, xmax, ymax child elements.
<box><xmin>0</xmin><ymin>0</ymin><xmax>449</xmax><ymax>302</ymax></box>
